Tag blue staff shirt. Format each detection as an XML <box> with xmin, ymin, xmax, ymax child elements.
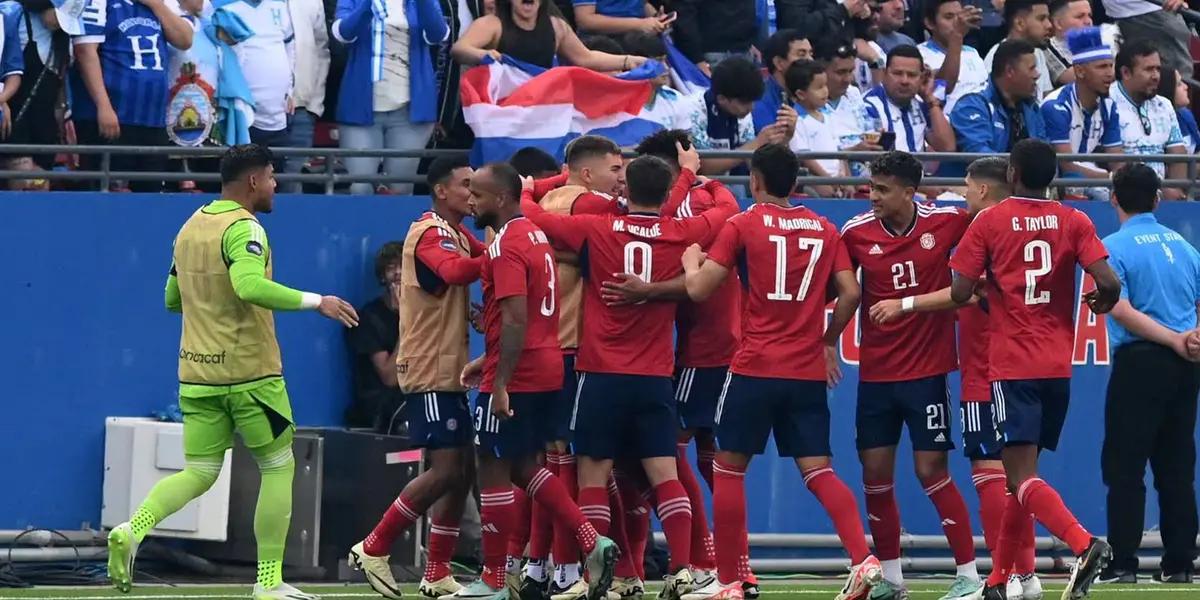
<box><xmin>1103</xmin><ymin>212</ymin><xmax>1200</xmax><ymax>349</ymax></box>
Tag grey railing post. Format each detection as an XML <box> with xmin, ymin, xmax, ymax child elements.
<box><xmin>324</xmin><ymin>150</ymin><xmax>335</xmax><ymax>195</ymax></box>
<box><xmin>99</xmin><ymin>149</ymin><xmax>112</xmax><ymax>193</ymax></box>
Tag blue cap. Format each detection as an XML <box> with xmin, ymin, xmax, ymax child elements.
<box><xmin>1067</xmin><ymin>27</ymin><xmax>1112</xmax><ymax>65</ymax></box>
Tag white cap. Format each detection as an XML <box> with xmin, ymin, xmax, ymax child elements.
<box><xmin>53</xmin><ymin>0</ymin><xmax>88</xmax><ymax>36</ymax></box>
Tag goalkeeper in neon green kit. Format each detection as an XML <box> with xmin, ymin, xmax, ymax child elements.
<box><xmin>107</xmin><ymin>144</ymin><xmax>359</xmax><ymax>600</ymax></box>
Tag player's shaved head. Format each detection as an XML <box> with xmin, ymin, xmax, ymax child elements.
<box><xmin>1009</xmin><ymin>138</ymin><xmax>1058</xmax><ymax>193</ymax></box>
<box><xmin>469</xmin><ymin>162</ymin><xmax>523</xmax><ymax>230</ymax></box>
<box><xmin>219</xmin><ymin>144</ymin><xmax>276</xmax><ymax>213</ymax></box>
<box><xmin>624</xmin><ymin>155</ymin><xmax>674</xmax><ymax>209</ymax></box>
<box><xmin>565</xmin><ymin>135</ymin><xmax>625</xmax><ymax>195</ymax></box>
<box><xmin>566</xmin><ymin>135</ymin><xmax>622</xmax><ymax>168</ymax></box>
<box><xmin>750</xmin><ymin>144</ymin><xmax>800</xmax><ymax>199</ymax></box>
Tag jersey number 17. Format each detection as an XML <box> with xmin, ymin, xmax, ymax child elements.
<box><xmin>767</xmin><ymin>235</ymin><xmax>825</xmax><ymax>302</ymax></box>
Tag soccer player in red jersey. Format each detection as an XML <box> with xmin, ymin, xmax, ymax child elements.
<box><xmin>678</xmin><ymin>144</ymin><xmax>881</xmax><ymax>600</ymax></box>
<box><xmin>839</xmin><ymin>151</ymin><xmax>982</xmax><ymax>600</ymax></box>
<box><xmin>350</xmin><ymin>157</ymin><xmax>485</xmax><ymax>600</ymax></box>
<box><xmin>869</xmin><ymin>157</ymin><xmax>1042</xmax><ymax>599</ymax></box>
<box><xmin>522</xmin><ymin>137</ymin><xmax>629</xmax><ymax>600</ymax></box>
<box><xmin>519</xmin><ymin>149</ymin><xmax>739</xmax><ymax>600</ymax></box>
<box><xmin>448</xmin><ymin>163</ymin><xmax>619</xmax><ymax>600</ymax></box>
<box><xmin>949</xmin><ymin>140</ymin><xmax>1121</xmax><ymax>600</ymax></box>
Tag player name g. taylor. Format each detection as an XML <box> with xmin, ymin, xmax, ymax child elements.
<box><xmin>1011</xmin><ymin>215</ymin><xmax>1060</xmax><ymax>232</ymax></box>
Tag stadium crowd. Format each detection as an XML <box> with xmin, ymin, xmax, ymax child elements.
<box><xmin>0</xmin><ymin>0</ymin><xmax>1198</xmax><ymax>194</ymax></box>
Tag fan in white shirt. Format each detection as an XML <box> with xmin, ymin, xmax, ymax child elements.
<box><xmin>982</xmin><ymin>0</ymin><xmax>1055</xmax><ymax>101</ymax></box>
<box><xmin>919</xmin><ymin>0</ymin><xmax>988</xmax><ymax>113</ymax></box>
<box><xmin>785</xmin><ymin>59</ymin><xmax>849</xmax><ymax>198</ymax></box>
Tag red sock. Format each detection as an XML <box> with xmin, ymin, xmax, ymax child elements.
<box><xmin>1014</xmin><ymin>516</ymin><xmax>1036</xmax><ymax>575</ymax></box>
<box><xmin>508</xmin><ymin>486</ymin><xmax>531</xmax><ymax>559</ymax></box>
<box><xmin>1018</xmin><ymin>478</ymin><xmax>1090</xmax><ymax>555</ymax></box>
<box><xmin>425</xmin><ymin>513</ymin><xmax>460</xmax><ymax>582</ymax></box>
<box><xmin>526</xmin><ymin>466</ymin><xmax>598</xmax><ymax>554</ymax></box>
<box><xmin>712</xmin><ymin>460</ymin><xmax>748</xmax><ymax>586</ymax></box>
<box><xmin>364</xmin><ymin>494</ymin><xmax>423</xmax><ymax>556</ymax></box>
<box><xmin>804</xmin><ymin>467</ymin><xmax>871</xmax><ymax>565</ymax></box>
<box><xmin>606</xmin><ymin>478</ymin><xmax>640</xmax><ymax>578</ymax></box>
<box><xmin>986</xmin><ymin>494</ymin><xmax>1027</xmax><ymax>587</ymax></box>
<box><xmin>528</xmin><ymin>455</ymin><xmax>558</xmax><ymax>561</ymax></box>
<box><xmin>655</xmin><ymin>480</ymin><xmax>694</xmax><ymax>572</ymax></box>
<box><xmin>578</xmin><ymin>485</ymin><xmax>612</xmax><ymax>537</ymax></box>
<box><xmin>863</xmin><ymin>479</ymin><xmax>901</xmax><ymax>561</ymax></box>
<box><xmin>972</xmin><ymin>467</ymin><xmax>1008</xmax><ymax>555</ymax></box>
<box><xmin>677</xmin><ymin>444</ymin><xmax>716</xmax><ymax>570</ymax></box>
<box><xmin>480</xmin><ymin>487</ymin><xmax>515</xmax><ymax>589</ymax></box>
<box><xmin>617</xmin><ymin>475</ymin><xmax>651</xmax><ymax>580</ymax></box>
<box><xmin>695</xmin><ymin>436</ymin><xmax>717</xmax><ymax>491</ymax></box>
<box><xmin>921</xmin><ymin>475</ymin><xmax>976</xmax><ymax>565</ymax></box>
<box><xmin>552</xmin><ymin>454</ymin><xmax>582</xmax><ymax>565</ymax></box>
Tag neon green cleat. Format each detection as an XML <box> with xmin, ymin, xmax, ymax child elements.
<box><xmin>106</xmin><ymin>522</ymin><xmax>139</xmax><ymax>594</ymax></box>
<box><xmin>584</xmin><ymin>537</ymin><xmax>619</xmax><ymax>600</ymax></box>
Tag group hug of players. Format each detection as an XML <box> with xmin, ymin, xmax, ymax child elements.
<box><xmin>348</xmin><ymin>132</ymin><xmax>1125</xmax><ymax>600</ymax></box>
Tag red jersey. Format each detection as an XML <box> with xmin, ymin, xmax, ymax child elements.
<box><xmin>519</xmin><ymin>177</ymin><xmax>738</xmax><ymax>377</ymax></box>
<box><xmin>479</xmin><ymin>217</ymin><xmax>563</xmax><ymax>393</ymax></box>
<box><xmin>841</xmin><ymin>204</ymin><xmax>969</xmax><ymax>382</ymax></box>
<box><xmin>413</xmin><ymin>213</ymin><xmax>487</xmax><ymax>291</ymax></box>
<box><xmin>957</xmin><ymin>302</ymin><xmax>990</xmax><ymax>402</ymax></box>
<box><xmin>949</xmin><ymin>197</ymin><xmax>1108</xmax><ymax>381</ymax></box>
<box><xmin>673</xmin><ymin>175</ymin><xmax>741</xmax><ymax>368</ymax></box>
<box><xmin>707</xmin><ymin>203</ymin><xmax>851</xmax><ymax>381</ymax></box>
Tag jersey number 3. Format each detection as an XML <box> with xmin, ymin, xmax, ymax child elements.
<box><xmin>767</xmin><ymin>235</ymin><xmax>824</xmax><ymax>301</ymax></box>
<box><xmin>540</xmin><ymin>253</ymin><xmax>557</xmax><ymax>317</ymax></box>
<box><xmin>1023</xmin><ymin>240</ymin><xmax>1051</xmax><ymax>305</ymax></box>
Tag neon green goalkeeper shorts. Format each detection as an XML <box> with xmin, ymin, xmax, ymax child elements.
<box><xmin>179</xmin><ymin>378</ymin><xmax>296</xmax><ymax>456</ymax></box>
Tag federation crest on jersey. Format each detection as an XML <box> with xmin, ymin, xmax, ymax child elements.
<box><xmin>920</xmin><ymin>233</ymin><xmax>936</xmax><ymax>250</ymax></box>
<box><xmin>166</xmin><ymin>63</ymin><xmax>216</xmax><ymax>147</ymax></box>
<box><xmin>439</xmin><ymin>239</ymin><xmax>458</xmax><ymax>252</ymax></box>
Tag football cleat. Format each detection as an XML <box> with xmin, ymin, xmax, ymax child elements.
<box><xmin>681</xmin><ymin>578</ymin><xmax>743</xmax><ymax>600</ymax></box>
<box><xmin>659</xmin><ymin>567</ymin><xmax>696</xmax><ymax>600</ymax></box>
<box><xmin>1018</xmin><ymin>574</ymin><xmax>1043</xmax><ymax>600</ymax></box>
<box><xmin>585</xmin><ymin>536</ymin><xmax>619</xmax><ymax>600</ymax></box>
<box><xmin>836</xmin><ymin>555</ymin><xmax>883</xmax><ymax>600</ymax></box>
<box><xmin>550</xmin><ymin>578</ymin><xmax>589</xmax><ymax>600</ymax></box>
<box><xmin>939</xmin><ymin>575</ymin><xmax>984</xmax><ymax>600</ymax></box>
<box><xmin>609</xmin><ymin>577</ymin><xmax>646</xmax><ymax>600</ymax></box>
<box><xmin>253</xmin><ymin>582</ymin><xmax>320</xmax><ymax>600</ymax></box>
<box><xmin>438</xmin><ymin>579</ymin><xmax>507</xmax><ymax>600</ymax></box>
<box><xmin>421</xmin><ymin>575</ymin><xmax>465</xmax><ymax>599</ymax></box>
<box><xmin>348</xmin><ymin>542</ymin><xmax>403</xmax><ymax>599</ymax></box>
<box><xmin>106</xmin><ymin>522</ymin><xmax>139</xmax><ymax>594</ymax></box>
<box><xmin>518</xmin><ymin>575</ymin><xmax>550</xmax><ymax>600</ymax></box>
<box><xmin>1062</xmin><ymin>538</ymin><xmax>1111</xmax><ymax>600</ymax></box>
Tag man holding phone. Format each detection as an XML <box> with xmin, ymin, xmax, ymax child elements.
<box><xmin>864</xmin><ymin>45</ymin><xmax>957</xmax><ymax>154</ymax></box>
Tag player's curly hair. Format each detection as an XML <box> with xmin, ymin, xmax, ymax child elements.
<box><xmin>868</xmin><ymin>151</ymin><xmax>924</xmax><ymax>189</ymax></box>
<box><xmin>634</xmin><ymin>129</ymin><xmax>692</xmax><ymax>167</ymax></box>
<box><xmin>220</xmin><ymin>144</ymin><xmax>274</xmax><ymax>184</ymax></box>
<box><xmin>374</xmin><ymin>242</ymin><xmax>404</xmax><ymax>285</ymax></box>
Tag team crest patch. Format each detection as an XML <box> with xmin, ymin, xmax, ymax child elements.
<box><xmin>245</xmin><ymin>241</ymin><xmax>264</xmax><ymax>256</ymax></box>
<box><xmin>446</xmin><ymin>418</ymin><xmax>458</xmax><ymax>431</ymax></box>
<box><xmin>439</xmin><ymin>239</ymin><xmax>458</xmax><ymax>252</ymax></box>
<box><xmin>920</xmin><ymin>233</ymin><xmax>936</xmax><ymax>250</ymax></box>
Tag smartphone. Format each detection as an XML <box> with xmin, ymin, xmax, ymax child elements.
<box><xmin>663</xmin><ymin>11</ymin><xmax>678</xmax><ymax>23</ymax></box>
<box><xmin>879</xmin><ymin>131</ymin><xmax>896</xmax><ymax>151</ymax></box>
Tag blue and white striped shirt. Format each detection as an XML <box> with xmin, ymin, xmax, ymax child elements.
<box><xmin>69</xmin><ymin>0</ymin><xmax>170</xmax><ymax>128</ymax></box>
<box><xmin>1040</xmin><ymin>82</ymin><xmax>1122</xmax><ymax>170</ymax></box>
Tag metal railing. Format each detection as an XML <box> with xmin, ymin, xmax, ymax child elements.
<box><xmin>1</xmin><ymin>144</ymin><xmax>1196</xmax><ymax>195</ymax></box>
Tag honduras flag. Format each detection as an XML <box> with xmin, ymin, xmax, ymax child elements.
<box><xmin>462</xmin><ymin>55</ymin><xmax>674</xmax><ymax>165</ymax></box>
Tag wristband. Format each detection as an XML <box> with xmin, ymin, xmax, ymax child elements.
<box><xmin>901</xmin><ymin>296</ymin><xmax>915</xmax><ymax>313</ymax></box>
<box><xmin>300</xmin><ymin>292</ymin><xmax>322</xmax><ymax>309</ymax></box>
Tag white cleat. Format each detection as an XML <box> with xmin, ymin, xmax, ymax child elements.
<box><xmin>1019</xmin><ymin>574</ymin><xmax>1043</xmax><ymax>600</ymax></box>
<box><xmin>348</xmin><ymin>542</ymin><xmax>403</xmax><ymax>599</ymax></box>
<box><xmin>421</xmin><ymin>576</ymin><xmax>465</xmax><ymax>599</ymax></box>
<box><xmin>610</xmin><ymin>577</ymin><xmax>646</xmax><ymax>600</ymax></box>
<box><xmin>837</xmin><ymin>555</ymin><xmax>883</xmax><ymax>600</ymax></box>
<box><xmin>659</xmin><ymin>567</ymin><xmax>696</xmax><ymax>600</ymax></box>
<box><xmin>1006</xmin><ymin>574</ymin><xmax>1024</xmax><ymax>600</ymax></box>
<box><xmin>253</xmin><ymin>582</ymin><xmax>320</xmax><ymax>600</ymax></box>
<box><xmin>550</xmin><ymin>578</ymin><xmax>589</xmax><ymax>600</ymax></box>
<box><xmin>680</xmin><ymin>579</ymin><xmax>743</xmax><ymax>600</ymax></box>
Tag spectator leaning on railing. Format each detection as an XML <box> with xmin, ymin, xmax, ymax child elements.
<box><xmin>451</xmin><ymin>0</ymin><xmax>642</xmax><ymax>71</ymax></box>
<box><xmin>333</xmin><ymin>0</ymin><xmax>449</xmax><ymax>195</ymax></box>
<box><xmin>1110</xmin><ymin>39</ymin><xmax>1187</xmax><ymax>199</ymax></box>
<box><xmin>784</xmin><ymin>59</ymin><xmax>852</xmax><ymax>197</ymax></box>
<box><xmin>70</xmin><ymin>0</ymin><xmax>193</xmax><ymax>192</ymax></box>
<box><xmin>8</xmin><ymin>0</ymin><xmax>71</xmax><ymax>173</ymax></box>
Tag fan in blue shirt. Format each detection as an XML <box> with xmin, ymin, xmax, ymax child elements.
<box><xmin>1039</xmin><ymin>27</ymin><xmax>1122</xmax><ymax>183</ymax></box>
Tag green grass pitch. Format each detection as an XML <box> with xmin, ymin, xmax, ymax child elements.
<box><xmin>0</xmin><ymin>582</ymin><xmax>1194</xmax><ymax>599</ymax></box>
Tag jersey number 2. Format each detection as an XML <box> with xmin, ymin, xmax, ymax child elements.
<box><xmin>1023</xmin><ymin>240</ymin><xmax>1051</xmax><ymax>305</ymax></box>
<box><xmin>767</xmin><ymin>235</ymin><xmax>824</xmax><ymax>301</ymax></box>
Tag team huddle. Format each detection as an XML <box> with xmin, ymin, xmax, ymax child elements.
<box><xmin>345</xmin><ymin>132</ymin><xmax>1124</xmax><ymax>600</ymax></box>
<box><xmin>108</xmin><ymin>138</ymin><xmax>1126</xmax><ymax>600</ymax></box>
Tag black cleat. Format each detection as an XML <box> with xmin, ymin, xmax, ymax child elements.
<box><xmin>741</xmin><ymin>581</ymin><xmax>760</xmax><ymax>600</ymax></box>
<box><xmin>520</xmin><ymin>576</ymin><xmax>551</xmax><ymax>600</ymax></box>
<box><xmin>981</xmin><ymin>583</ymin><xmax>1006</xmax><ymax>600</ymax></box>
<box><xmin>1152</xmin><ymin>570</ymin><xmax>1194</xmax><ymax>584</ymax></box>
<box><xmin>1094</xmin><ymin>567</ymin><xmax>1136</xmax><ymax>585</ymax></box>
<box><xmin>1063</xmin><ymin>538</ymin><xmax>1112</xmax><ymax>600</ymax></box>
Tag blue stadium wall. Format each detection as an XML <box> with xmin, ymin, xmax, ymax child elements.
<box><xmin>4</xmin><ymin>193</ymin><xmax>1199</xmax><ymax>538</ymax></box>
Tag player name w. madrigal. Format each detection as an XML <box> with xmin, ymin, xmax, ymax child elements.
<box><xmin>761</xmin><ymin>214</ymin><xmax>823</xmax><ymax>231</ymax></box>
<box><xmin>1011</xmin><ymin>215</ymin><xmax>1060</xmax><ymax>231</ymax></box>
